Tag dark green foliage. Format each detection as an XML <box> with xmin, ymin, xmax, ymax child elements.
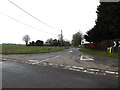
<box><xmin>85</xmin><ymin>2</ymin><xmax>120</xmax><ymax>43</ymax></box>
<box><xmin>63</xmin><ymin>41</ymin><xmax>71</xmax><ymax>46</ymax></box>
<box><xmin>31</xmin><ymin>41</ymin><xmax>35</xmax><ymax>46</ymax></box>
<box><xmin>29</xmin><ymin>40</ymin><xmax>44</xmax><ymax>46</ymax></box>
<box><xmin>52</xmin><ymin>39</ymin><xmax>59</xmax><ymax>46</ymax></box>
<box><xmin>45</xmin><ymin>38</ymin><xmax>71</xmax><ymax>46</ymax></box>
<box><xmin>36</xmin><ymin>40</ymin><xmax>43</xmax><ymax>46</ymax></box>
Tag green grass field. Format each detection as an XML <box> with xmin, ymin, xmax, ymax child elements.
<box><xmin>78</xmin><ymin>46</ymin><xmax>118</xmax><ymax>59</ymax></box>
<box><xmin>1</xmin><ymin>45</ymin><xmax>69</xmax><ymax>54</ymax></box>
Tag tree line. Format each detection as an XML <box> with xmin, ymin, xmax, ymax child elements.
<box><xmin>23</xmin><ymin>35</ymin><xmax>71</xmax><ymax>46</ymax></box>
<box><xmin>84</xmin><ymin>2</ymin><xmax>120</xmax><ymax>43</ymax></box>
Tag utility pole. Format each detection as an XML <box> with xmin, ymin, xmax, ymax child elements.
<box><xmin>61</xmin><ymin>30</ymin><xmax>63</xmax><ymax>47</ymax></box>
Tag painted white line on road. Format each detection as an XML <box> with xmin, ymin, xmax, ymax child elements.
<box><xmin>65</xmin><ymin>66</ymin><xmax>71</xmax><ymax>69</ymax></box>
<box><xmin>87</xmin><ymin>69</ymin><xmax>100</xmax><ymax>72</ymax></box>
<box><xmin>80</xmin><ymin>55</ymin><xmax>94</xmax><ymax>61</ymax></box>
<box><xmin>105</xmin><ymin>71</ymin><xmax>117</xmax><ymax>74</ymax></box>
<box><xmin>69</xmin><ymin>51</ymin><xmax>72</xmax><ymax>52</ymax></box>
<box><xmin>83</xmin><ymin>70</ymin><xmax>87</xmax><ymax>72</ymax></box>
<box><xmin>69</xmin><ymin>68</ymin><xmax>80</xmax><ymax>71</ymax></box>
<box><xmin>82</xmin><ymin>70</ymin><xmax>94</xmax><ymax>74</ymax></box>
<box><xmin>72</xmin><ymin>66</ymin><xmax>84</xmax><ymax>69</ymax></box>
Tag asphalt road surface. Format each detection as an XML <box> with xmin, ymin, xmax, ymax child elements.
<box><xmin>2</xmin><ymin>47</ymin><xmax>118</xmax><ymax>72</ymax></box>
<box><xmin>2</xmin><ymin>61</ymin><xmax>118</xmax><ymax>88</ymax></box>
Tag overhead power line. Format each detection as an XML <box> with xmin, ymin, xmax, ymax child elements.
<box><xmin>8</xmin><ymin>0</ymin><xmax>60</xmax><ymax>31</ymax></box>
<box><xmin>0</xmin><ymin>12</ymin><xmax>56</xmax><ymax>35</ymax></box>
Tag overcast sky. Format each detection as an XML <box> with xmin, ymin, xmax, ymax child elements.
<box><xmin>0</xmin><ymin>0</ymin><xmax>100</xmax><ymax>44</ymax></box>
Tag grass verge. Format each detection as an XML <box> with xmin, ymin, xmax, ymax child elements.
<box><xmin>1</xmin><ymin>45</ymin><xmax>69</xmax><ymax>54</ymax></box>
<box><xmin>77</xmin><ymin>46</ymin><xmax>118</xmax><ymax>59</ymax></box>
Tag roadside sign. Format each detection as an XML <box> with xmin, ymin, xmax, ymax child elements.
<box><xmin>118</xmin><ymin>41</ymin><xmax>120</xmax><ymax>47</ymax></box>
<box><xmin>110</xmin><ymin>47</ymin><xmax>112</xmax><ymax>54</ymax></box>
<box><xmin>113</xmin><ymin>41</ymin><xmax>117</xmax><ymax>47</ymax></box>
<box><xmin>113</xmin><ymin>41</ymin><xmax>120</xmax><ymax>47</ymax></box>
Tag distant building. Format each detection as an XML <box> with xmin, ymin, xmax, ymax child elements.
<box><xmin>81</xmin><ymin>39</ymin><xmax>90</xmax><ymax>45</ymax></box>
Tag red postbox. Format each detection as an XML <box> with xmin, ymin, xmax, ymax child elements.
<box><xmin>91</xmin><ymin>44</ymin><xmax>94</xmax><ymax>48</ymax></box>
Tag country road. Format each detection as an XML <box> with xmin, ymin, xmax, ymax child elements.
<box><xmin>1</xmin><ymin>47</ymin><xmax>119</xmax><ymax>88</ymax></box>
<box><xmin>2</xmin><ymin>47</ymin><xmax>118</xmax><ymax>73</ymax></box>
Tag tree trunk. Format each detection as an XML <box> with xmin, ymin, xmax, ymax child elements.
<box><xmin>26</xmin><ymin>42</ymin><xmax>28</xmax><ymax>46</ymax></box>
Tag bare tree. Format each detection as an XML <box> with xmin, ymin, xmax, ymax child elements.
<box><xmin>23</xmin><ymin>35</ymin><xmax>30</xmax><ymax>46</ymax></box>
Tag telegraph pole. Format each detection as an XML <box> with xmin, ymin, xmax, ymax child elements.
<box><xmin>61</xmin><ymin>30</ymin><xmax>63</xmax><ymax>47</ymax></box>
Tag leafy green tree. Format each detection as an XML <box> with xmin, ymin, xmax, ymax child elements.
<box><xmin>85</xmin><ymin>2</ymin><xmax>120</xmax><ymax>43</ymax></box>
<box><xmin>63</xmin><ymin>40</ymin><xmax>71</xmax><ymax>46</ymax></box>
<box><xmin>31</xmin><ymin>41</ymin><xmax>35</xmax><ymax>46</ymax></box>
<box><xmin>36</xmin><ymin>40</ymin><xmax>44</xmax><ymax>46</ymax></box>
<box><xmin>52</xmin><ymin>39</ymin><xmax>58</xmax><ymax>46</ymax></box>
<box><xmin>72</xmin><ymin>32</ymin><xmax>83</xmax><ymax>46</ymax></box>
<box><xmin>45</xmin><ymin>38</ymin><xmax>53</xmax><ymax>45</ymax></box>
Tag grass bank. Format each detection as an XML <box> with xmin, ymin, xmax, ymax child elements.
<box><xmin>1</xmin><ymin>45</ymin><xmax>69</xmax><ymax>54</ymax></box>
<box><xmin>77</xmin><ymin>46</ymin><xmax>118</xmax><ymax>59</ymax></box>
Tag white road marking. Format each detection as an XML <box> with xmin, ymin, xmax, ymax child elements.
<box><xmin>72</xmin><ymin>66</ymin><xmax>84</xmax><ymax>69</ymax></box>
<box><xmin>69</xmin><ymin>68</ymin><xmax>80</xmax><ymax>71</ymax></box>
<box><xmin>28</xmin><ymin>60</ymin><xmax>39</xmax><ymax>62</ymax></box>
<box><xmin>80</xmin><ymin>55</ymin><xmax>94</xmax><ymax>61</ymax></box>
<box><xmin>83</xmin><ymin>70</ymin><xmax>94</xmax><ymax>74</ymax></box>
<box><xmin>83</xmin><ymin>70</ymin><xmax>87</xmax><ymax>72</ymax></box>
<box><xmin>87</xmin><ymin>68</ymin><xmax>100</xmax><ymax>72</ymax></box>
<box><xmin>64</xmin><ymin>66</ymin><xmax>71</xmax><ymax>69</ymax></box>
<box><xmin>105</xmin><ymin>71</ymin><xmax>117</xmax><ymax>74</ymax></box>
<box><xmin>69</xmin><ymin>51</ymin><xmax>72</xmax><ymax>52</ymax></box>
